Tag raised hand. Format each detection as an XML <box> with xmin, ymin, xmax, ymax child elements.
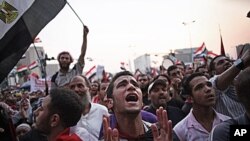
<box><xmin>151</xmin><ymin>107</ymin><xmax>173</xmax><ymax>141</ymax></box>
<box><xmin>103</xmin><ymin>116</ymin><xmax>119</xmax><ymax>141</ymax></box>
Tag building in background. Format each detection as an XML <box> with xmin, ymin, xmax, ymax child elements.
<box><xmin>174</xmin><ymin>47</ymin><xmax>197</xmax><ymax>64</ymax></box>
<box><xmin>7</xmin><ymin>46</ymin><xmax>58</xmax><ymax>86</ymax></box>
<box><xmin>134</xmin><ymin>53</ymin><xmax>167</xmax><ymax>74</ymax></box>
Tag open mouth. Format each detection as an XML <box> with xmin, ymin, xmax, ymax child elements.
<box><xmin>125</xmin><ymin>94</ymin><xmax>138</xmax><ymax>102</ymax></box>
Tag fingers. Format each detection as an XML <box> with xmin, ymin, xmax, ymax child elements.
<box><xmin>103</xmin><ymin>116</ymin><xmax>110</xmax><ymax>141</ymax></box>
<box><xmin>155</xmin><ymin>107</ymin><xmax>173</xmax><ymax>141</ymax></box>
<box><xmin>112</xmin><ymin>128</ymin><xmax>119</xmax><ymax>141</ymax></box>
<box><xmin>151</xmin><ymin>124</ymin><xmax>159</xmax><ymax>140</ymax></box>
<box><xmin>167</xmin><ymin>120</ymin><xmax>173</xmax><ymax>140</ymax></box>
<box><xmin>103</xmin><ymin>116</ymin><xmax>119</xmax><ymax>141</ymax></box>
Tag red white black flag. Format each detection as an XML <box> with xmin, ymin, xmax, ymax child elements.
<box><xmin>0</xmin><ymin>0</ymin><xmax>66</xmax><ymax>82</ymax></box>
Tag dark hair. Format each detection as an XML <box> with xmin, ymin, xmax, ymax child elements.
<box><xmin>182</xmin><ymin>72</ymin><xmax>205</xmax><ymax>96</ymax></box>
<box><xmin>209</xmin><ymin>55</ymin><xmax>225</xmax><ymax>71</ymax></box>
<box><xmin>49</xmin><ymin>88</ymin><xmax>83</xmax><ymax>128</ymax></box>
<box><xmin>154</xmin><ymin>74</ymin><xmax>171</xmax><ymax>84</ymax></box>
<box><xmin>91</xmin><ymin>80</ymin><xmax>100</xmax><ymax>91</ymax></box>
<box><xmin>176</xmin><ymin>61</ymin><xmax>186</xmax><ymax>69</ymax></box>
<box><xmin>106</xmin><ymin>71</ymin><xmax>134</xmax><ymax>98</ymax></box>
<box><xmin>57</xmin><ymin>51</ymin><xmax>73</xmax><ymax>63</ymax></box>
<box><xmin>167</xmin><ymin>65</ymin><xmax>178</xmax><ymax>76</ymax></box>
<box><xmin>195</xmin><ymin>65</ymin><xmax>207</xmax><ymax>72</ymax></box>
<box><xmin>136</xmin><ymin>73</ymin><xmax>149</xmax><ymax>81</ymax></box>
<box><xmin>235</xmin><ymin>67</ymin><xmax>250</xmax><ymax>111</ymax></box>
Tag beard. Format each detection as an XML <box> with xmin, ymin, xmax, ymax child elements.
<box><xmin>79</xmin><ymin>91</ymin><xmax>91</xmax><ymax>109</ymax></box>
<box><xmin>34</xmin><ymin>116</ymin><xmax>51</xmax><ymax>135</ymax></box>
<box><xmin>59</xmin><ymin>62</ymin><xmax>70</xmax><ymax>70</ymax></box>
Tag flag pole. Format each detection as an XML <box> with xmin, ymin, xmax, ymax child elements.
<box><xmin>66</xmin><ymin>1</ymin><xmax>85</xmax><ymax>26</ymax></box>
<box><xmin>219</xmin><ymin>24</ymin><xmax>225</xmax><ymax>56</ymax></box>
<box><xmin>32</xmin><ymin>43</ymin><xmax>49</xmax><ymax>96</ymax></box>
<box><xmin>65</xmin><ymin>0</ymin><xmax>87</xmax><ymax>43</ymax></box>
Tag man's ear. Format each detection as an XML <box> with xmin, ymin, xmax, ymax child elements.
<box><xmin>50</xmin><ymin>114</ymin><xmax>60</xmax><ymax>127</ymax></box>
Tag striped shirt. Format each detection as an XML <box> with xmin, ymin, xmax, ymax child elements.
<box><xmin>209</xmin><ymin>75</ymin><xmax>245</xmax><ymax>118</ymax></box>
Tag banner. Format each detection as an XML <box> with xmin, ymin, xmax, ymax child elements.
<box><xmin>30</xmin><ymin>76</ymin><xmax>51</xmax><ymax>92</ymax></box>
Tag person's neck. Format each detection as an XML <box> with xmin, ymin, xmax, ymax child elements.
<box><xmin>192</xmin><ymin>106</ymin><xmax>215</xmax><ymax>131</ymax></box>
<box><xmin>192</xmin><ymin>106</ymin><xmax>214</xmax><ymax>121</ymax></box>
<box><xmin>115</xmin><ymin>113</ymin><xmax>145</xmax><ymax>138</ymax></box>
<box><xmin>47</xmin><ymin>126</ymin><xmax>65</xmax><ymax>141</ymax></box>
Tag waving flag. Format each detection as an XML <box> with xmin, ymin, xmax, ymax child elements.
<box><xmin>0</xmin><ymin>0</ymin><xmax>66</xmax><ymax>83</ymax></box>
<box><xmin>28</xmin><ymin>61</ymin><xmax>38</xmax><ymax>70</ymax></box>
<box><xmin>85</xmin><ymin>65</ymin><xmax>96</xmax><ymax>79</ymax></box>
<box><xmin>193</xmin><ymin>42</ymin><xmax>208</xmax><ymax>57</ymax></box>
<box><xmin>207</xmin><ymin>51</ymin><xmax>218</xmax><ymax>58</ymax></box>
<box><xmin>16</xmin><ymin>65</ymin><xmax>28</xmax><ymax>73</ymax></box>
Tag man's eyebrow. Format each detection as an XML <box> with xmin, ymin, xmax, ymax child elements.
<box><xmin>117</xmin><ymin>79</ymin><xmax>128</xmax><ymax>85</ymax></box>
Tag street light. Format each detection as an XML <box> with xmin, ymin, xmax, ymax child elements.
<box><xmin>183</xmin><ymin>20</ymin><xmax>196</xmax><ymax>62</ymax></box>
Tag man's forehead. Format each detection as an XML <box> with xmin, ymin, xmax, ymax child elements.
<box><xmin>190</xmin><ymin>76</ymin><xmax>208</xmax><ymax>86</ymax></box>
<box><xmin>70</xmin><ymin>76</ymin><xmax>86</xmax><ymax>85</ymax></box>
<box><xmin>170</xmin><ymin>68</ymin><xmax>179</xmax><ymax>73</ymax></box>
<box><xmin>60</xmin><ymin>54</ymin><xmax>70</xmax><ymax>57</ymax></box>
<box><xmin>114</xmin><ymin>75</ymin><xmax>136</xmax><ymax>83</ymax></box>
<box><xmin>138</xmin><ymin>75</ymin><xmax>147</xmax><ymax>78</ymax></box>
<box><xmin>214</xmin><ymin>56</ymin><xmax>227</xmax><ymax>63</ymax></box>
<box><xmin>72</xmin><ymin>76</ymin><xmax>84</xmax><ymax>82</ymax></box>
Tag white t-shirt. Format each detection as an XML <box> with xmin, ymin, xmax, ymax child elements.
<box><xmin>76</xmin><ymin>103</ymin><xmax>109</xmax><ymax>140</ymax></box>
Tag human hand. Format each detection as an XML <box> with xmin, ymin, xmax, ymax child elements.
<box><xmin>151</xmin><ymin>107</ymin><xmax>173</xmax><ymax>141</ymax></box>
<box><xmin>103</xmin><ymin>116</ymin><xmax>119</xmax><ymax>141</ymax></box>
<box><xmin>83</xmin><ymin>26</ymin><xmax>89</xmax><ymax>36</ymax></box>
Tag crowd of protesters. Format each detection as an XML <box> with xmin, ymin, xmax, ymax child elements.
<box><xmin>1</xmin><ymin>25</ymin><xmax>250</xmax><ymax>141</ymax></box>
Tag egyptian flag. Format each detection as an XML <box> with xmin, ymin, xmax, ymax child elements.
<box><xmin>0</xmin><ymin>0</ymin><xmax>66</xmax><ymax>83</ymax></box>
<box><xmin>85</xmin><ymin>65</ymin><xmax>96</xmax><ymax>79</ymax></box>
<box><xmin>28</xmin><ymin>61</ymin><xmax>38</xmax><ymax>70</ymax></box>
<box><xmin>193</xmin><ymin>42</ymin><xmax>208</xmax><ymax>57</ymax></box>
<box><xmin>16</xmin><ymin>65</ymin><xmax>28</xmax><ymax>73</ymax></box>
<box><xmin>207</xmin><ymin>51</ymin><xmax>218</xmax><ymax>58</ymax></box>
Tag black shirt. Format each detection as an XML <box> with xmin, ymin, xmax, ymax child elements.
<box><xmin>144</xmin><ymin>105</ymin><xmax>186</xmax><ymax>127</ymax></box>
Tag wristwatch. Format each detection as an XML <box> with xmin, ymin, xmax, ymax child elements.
<box><xmin>234</xmin><ymin>59</ymin><xmax>245</xmax><ymax>70</ymax></box>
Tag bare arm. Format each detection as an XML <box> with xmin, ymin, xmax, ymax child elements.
<box><xmin>78</xmin><ymin>26</ymin><xmax>89</xmax><ymax>66</ymax></box>
<box><xmin>216</xmin><ymin>49</ymin><xmax>250</xmax><ymax>90</ymax></box>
